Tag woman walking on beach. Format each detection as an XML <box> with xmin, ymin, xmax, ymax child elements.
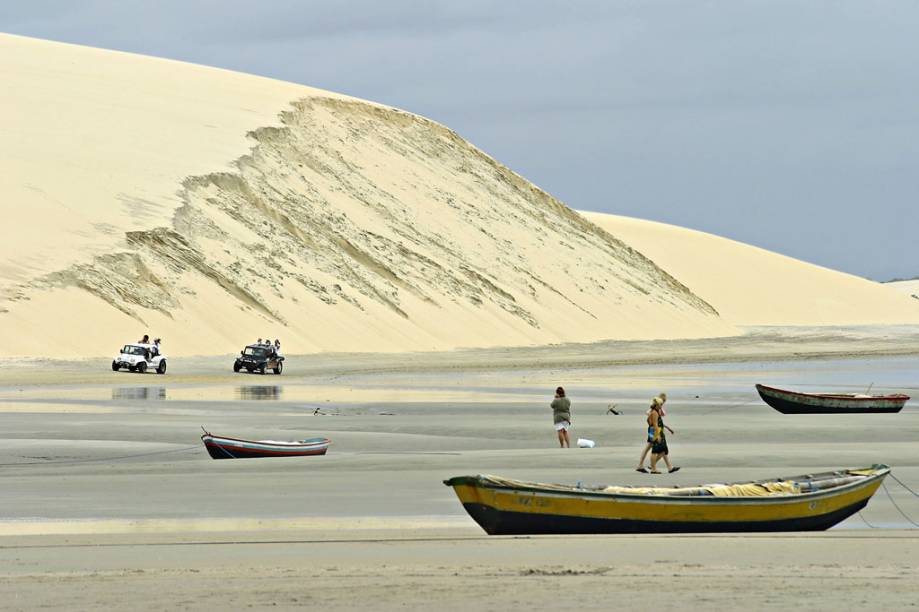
<box><xmin>551</xmin><ymin>386</ymin><xmax>572</xmax><ymax>448</ymax></box>
<box><xmin>648</xmin><ymin>398</ymin><xmax>679</xmax><ymax>474</ymax></box>
<box><xmin>636</xmin><ymin>393</ymin><xmax>667</xmax><ymax>472</ymax></box>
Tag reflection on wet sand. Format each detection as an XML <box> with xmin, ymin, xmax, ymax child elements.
<box><xmin>236</xmin><ymin>386</ymin><xmax>282</xmax><ymax>401</ymax></box>
<box><xmin>112</xmin><ymin>387</ymin><xmax>167</xmax><ymax>400</ymax></box>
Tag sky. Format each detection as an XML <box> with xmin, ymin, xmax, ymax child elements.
<box><xmin>2</xmin><ymin>1</ymin><xmax>917</xmax><ymax>280</ymax></box>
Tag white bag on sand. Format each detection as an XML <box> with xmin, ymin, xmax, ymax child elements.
<box><xmin>577</xmin><ymin>438</ymin><xmax>596</xmax><ymax>448</ymax></box>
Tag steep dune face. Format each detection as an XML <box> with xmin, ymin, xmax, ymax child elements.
<box><xmin>0</xmin><ymin>36</ymin><xmax>731</xmax><ymax>357</ymax></box>
<box><xmin>584</xmin><ymin>213</ymin><xmax>919</xmax><ymax>326</ymax></box>
<box><xmin>0</xmin><ymin>33</ymin><xmax>339</xmax><ymax>290</ymax></box>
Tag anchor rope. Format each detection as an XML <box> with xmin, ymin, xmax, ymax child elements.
<box><xmin>0</xmin><ymin>445</ymin><xmax>200</xmax><ymax>468</ymax></box>
<box><xmin>881</xmin><ymin>481</ymin><xmax>919</xmax><ymax>529</ymax></box>
<box><xmin>698</xmin><ymin>398</ymin><xmax>758</xmax><ymax>416</ymax></box>
<box><xmin>857</xmin><ymin>511</ymin><xmax>878</xmax><ymax>529</ymax></box>
<box><xmin>888</xmin><ymin>473</ymin><xmax>919</xmax><ymax>499</ymax></box>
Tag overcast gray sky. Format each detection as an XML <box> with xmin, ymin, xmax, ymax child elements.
<box><xmin>3</xmin><ymin>1</ymin><xmax>917</xmax><ymax>280</ymax></box>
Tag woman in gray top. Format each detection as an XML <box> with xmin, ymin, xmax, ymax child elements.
<box><xmin>551</xmin><ymin>386</ymin><xmax>572</xmax><ymax>448</ymax></box>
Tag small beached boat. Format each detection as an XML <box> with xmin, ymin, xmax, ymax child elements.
<box><xmin>444</xmin><ymin>465</ymin><xmax>889</xmax><ymax>535</ymax></box>
<box><xmin>201</xmin><ymin>431</ymin><xmax>330</xmax><ymax>459</ymax></box>
<box><xmin>756</xmin><ymin>384</ymin><xmax>909</xmax><ymax>414</ymax></box>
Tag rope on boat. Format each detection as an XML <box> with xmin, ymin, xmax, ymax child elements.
<box><xmin>0</xmin><ymin>445</ymin><xmax>201</xmax><ymax>468</ymax></box>
<box><xmin>210</xmin><ymin>440</ymin><xmax>238</xmax><ymax>459</ymax></box>
<box><xmin>882</xmin><ymin>480</ymin><xmax>919</xmax><ymax>529</ymax></box>
<box><xmin>202</xmin><ymin>426</ymin><xmax>237</xmax><ymax>459</ymax></box>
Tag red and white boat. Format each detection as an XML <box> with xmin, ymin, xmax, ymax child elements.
<box><xmin>201</xmin><ymin>430</ymin><xmax>330</xmax><ymax>459</ymax></box>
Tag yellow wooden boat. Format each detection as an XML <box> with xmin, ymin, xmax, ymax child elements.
<box><xmin>444</xmin><ymin>465</ymin><xmax>889</xmax><ymax>534</ymax></box>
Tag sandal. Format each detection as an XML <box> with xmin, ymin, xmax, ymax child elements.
<box><xmin>635</xmin><ymin>467</ymin><xmax>648</xmax><ymax>473</ymax></box>
<box><xmin>669</xmin><ymin>466</ymin><xmax>681</xmax><ymax>473</ymax></box>
<box><xmin>649</xmin><ymin>470</ymin><xmax>661</xmax><ymax>474</ymax></box>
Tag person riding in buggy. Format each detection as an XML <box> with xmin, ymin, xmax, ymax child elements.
<box><xmin>233</xmin><ymin>343</ymin><xmax>284</xmax><ymax>375</ymax></box>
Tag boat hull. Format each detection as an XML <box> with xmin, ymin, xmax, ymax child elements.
<box><xmin>445</xmin><ymin>467</ymin><xmax>887</xmax><ymax>535</ymax></box>
<box><xmin>202</xmin><ymin>434</ymin><xmax>330</xmax><ymax>459</ymax></box>
<box><xmin>457</xmin><ymin>497</ymin><xmax>870</xmax><ymax>535</ymax></box>
<box><xmin>756</xmin><ymin>384</ymin><xmax>908</xmax><ymax>414</ymax></box>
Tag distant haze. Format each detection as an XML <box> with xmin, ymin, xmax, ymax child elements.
<box><xmin>2</xmin><ymin>1</ymin><xmax>917</xmax><ymax>280</ymax></box>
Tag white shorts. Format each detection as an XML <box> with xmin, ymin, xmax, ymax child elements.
<box><xmin>554</xmin><ymin>421</ymin><xmax>570</xmax><ymax>431</ymax></box>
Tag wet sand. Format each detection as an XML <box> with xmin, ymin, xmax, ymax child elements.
<box><xmin>4</xmin><ymin>533</ymin><xmax>919</xmax><ymax>610</ymax></box>
<box><xmin>2</xmin><ymin>337</ymin><xmax>919</xmax><ymax>609</ymax></box>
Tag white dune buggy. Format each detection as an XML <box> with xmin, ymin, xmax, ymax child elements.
<box><xmin>111</xmin><ymin>343</ymin><xmax>167</xmax><ymax>374</ymax></box>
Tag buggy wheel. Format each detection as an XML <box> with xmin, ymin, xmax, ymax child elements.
<box><xmin>274</xmin><ymin>362</ymin><xmax>283</xmax><ymax>375</ymax></box>
<box><xmin>156</xmin><ymin>360</ymin><xmax>166</xmax><ymax>374</ymax></box>
<box><xmin>137</xmin><ymin>362</ymin><xmax>147</xmax><ymax>374</ymax></box>
<box><xmin>233</xmin><ymin>361</ymin><xmax>241</xmax><ymax>373</ymax></box>
<box><xmin>259</xmin><ymin>365</ymin><xmax>266</xmax><ymax>375</ymax></box>
<box><xmin>111</xmin><ymin>361</ymin><xmax>119</xmax><ymax>372</ymax></box>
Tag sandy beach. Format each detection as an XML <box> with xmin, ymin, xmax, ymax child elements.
<box><xmin>2</xmin><ymin>30</ymin><xmax>919</xmax><ymax>612</ymax></box>
<box><xmin>3</xmin><ymin>335</ymin><xmax>919</xmax><ymax>610</ymax></box>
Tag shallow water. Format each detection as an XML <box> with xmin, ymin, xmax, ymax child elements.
<box><xmin>4</xmin><ymin>355</ymin><xmax>917</xmax><ymax>403</ymax></box>
<box><xmin>0</xmin><ymin>355</ymin><xmax>917</xmax><ymax>531</ymax></box>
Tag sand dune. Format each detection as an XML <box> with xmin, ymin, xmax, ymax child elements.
<box><xmin>0</xmin><ymin>34</ymin><xmax>730</xmax><ymax>357</ymax></box>
<box><xmin>2</xmin><ymin>33</ymin><xmax>917</xmax><ymax>359</ymax></box>
<box><xmin>583</xmin><ymin>213</ymin><xmax>919</xmax><ymax>327</ymax></box>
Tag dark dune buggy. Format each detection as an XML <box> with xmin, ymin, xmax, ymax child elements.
<box><xmin>233</xmin><ymin>344</ymin><xmax>284</xmax><ymax>375</ymax></box>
